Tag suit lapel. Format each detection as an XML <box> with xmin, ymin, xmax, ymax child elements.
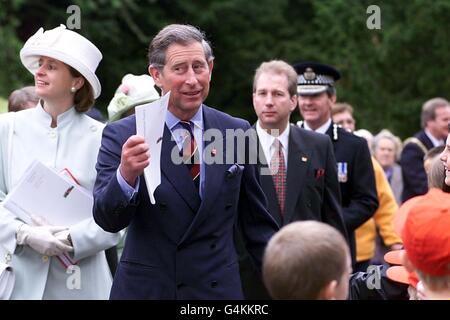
<box><xmin>160</xmin><ymin>125</ymin><xmax>201</xmax><ymax>213</ymax></box>
<box><xmin>198</xmin><ymin>107</ymin><xmax>225</xmax><ymax>216</ymax></box>
<box><xmin>418</xmin><ymin>130</ymin><xmax>435</xmax><ymax>150</ymax></box>
<box><xmin>284</xmin><ymin>126</ymin><xmax>311</xmax><ymax>224</ymax></box>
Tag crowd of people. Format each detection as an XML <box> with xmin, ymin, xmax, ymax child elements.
<box><xmin>0</xmin><ymin>23</ymin><xmax>449</xmax><ymax>300</ymax></box>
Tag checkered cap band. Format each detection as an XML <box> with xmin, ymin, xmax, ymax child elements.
<box><xmin>297</xmin><ymin>74</ymin><xmax>335</xmax><ymax>85</ymax></box>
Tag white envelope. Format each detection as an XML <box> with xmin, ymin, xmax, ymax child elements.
<box><xmin>135</xmin><ymin>91</ymin><xmax>169</xmax><ymax>204</ymax></box>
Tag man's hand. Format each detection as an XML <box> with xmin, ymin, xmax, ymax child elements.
<box><xmin>119</xmin><ymin>135</ymin><xmax>150</xmax><ymax>186</ymax></box>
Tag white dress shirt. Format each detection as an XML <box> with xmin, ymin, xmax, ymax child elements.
<box><xmin>256</xmin><ymin>121</ymin><xmax>289</xmax><ymax>169</ymax></box>
<box><xmin>302</xmin><ymin>118</ymin><xmax>332</xmax><ymax>135</ymax></box>
<box><xmin>425</xmin><ymin>129</ymin><xmax>444</xmax><ymax>147</ymax></box>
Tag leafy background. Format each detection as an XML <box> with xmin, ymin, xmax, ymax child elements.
<box><xmin>1</xmin><ymin>0</ymin><xmax>449</xmax><ymax>138</ymax></box>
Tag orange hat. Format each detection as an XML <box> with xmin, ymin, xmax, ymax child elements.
<box><xmin>402</xmin><ymin>188</ymin><xmax>450</xmax><ymax>277</ymax></box>
<box><xmin>384</xmin><ymin>250</ymin><xmax>419</xmax><ymax>288</ymax></box>
<box><xmin>393</xmin><ymin>195</ymin><xmax>423</xmax><ymax>237</ymax></box>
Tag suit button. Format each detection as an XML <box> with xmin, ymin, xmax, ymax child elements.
<box><xmin>225</xmin><ymin>203</ymin><xmax>232</xmax><ymax>210</ymax></box>
<box><xmin>211</xmin><ymin>281</ymin><xmax>218</xmax><ymax>288</ymax></box>
<box><xmin>42</xmin><ymin>255</ymin><xmax>49</xmax><ymax>262</ymax></box>
<box><xmin>177</xmin><ymin>283</ymin><xmax>185</xmax><ymax>289</ymax></box>
<box><xmin>210</xmin><ymin>243</ymin><xmax>216</xmax><ymax>250</ymax></box>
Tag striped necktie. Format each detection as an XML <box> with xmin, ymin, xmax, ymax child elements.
<box><xmin>270</xmin><ymin>138</ymin><xmax>286</xmax><ymax>215</ymax></box>
<box><xmin>179</xmin><ymin>121</ymin><xmax>200</xmax><ymax>189</ymax></box>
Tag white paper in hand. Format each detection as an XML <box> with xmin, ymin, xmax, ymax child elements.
<box><xmin>135</xmin><ymin>91</ymin><xmax>169</xmax><ymax>204</ymax></box>
<box><xmin>1</xmin><ymin>160</ymin><xmax>93</xmax><ymax>226</ymax></box>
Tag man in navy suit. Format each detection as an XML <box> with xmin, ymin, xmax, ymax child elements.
<box><xmin>294</xmin><ymin>61</ymin><xmax>378</xmax><ymax>268</ymax></box>
<box><xmin>93</xmin><ymin>24</ymin><xmax>278</xmax><ymax>299</ymax></box>
<box><xmin>400</xmin><ymin>98</ymin><xmax>450</xmax><ymax>202</ymax></box>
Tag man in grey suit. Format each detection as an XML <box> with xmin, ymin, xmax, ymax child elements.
<box><xmin>238</xmin><ymin>60</ymin><xmax>348</xmax><ymax>299</ymax></box>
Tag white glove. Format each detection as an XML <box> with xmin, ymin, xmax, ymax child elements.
<box><xmin>54</xmin><ymin>229</ymin><xmax>73</xmax><ymax>247</ymax></box>
<box><xmin>16</xmin><ymin>224</ymin><xmax>74</xmax><ymax>256</ymax></box>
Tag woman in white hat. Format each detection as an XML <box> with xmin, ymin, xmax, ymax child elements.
<box><xmin>0</xmin><ymin>25</ymin><xmax>119</xmax><ymax>299</ymax></box>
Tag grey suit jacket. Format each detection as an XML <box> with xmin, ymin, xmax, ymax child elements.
<box><xmin>390</xmin><ymin>163</ymin><xmax>403</xmax><ymax>205</ymax></box>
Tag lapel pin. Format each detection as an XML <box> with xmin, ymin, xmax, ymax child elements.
<box><xmin>301</xmin><ymin>156</ymin><xmax>308</xmax><ymax>162</ymax></box>
<box><xmin>211</xmin><ymin>148</ymin><xmax>217</xmax><ymax>157</ymax></box>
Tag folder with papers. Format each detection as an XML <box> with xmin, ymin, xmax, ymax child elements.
<box><xmin>1</xmin><ymin>160</ymin><xmax>93</xmax><ymax>226</ymax></box>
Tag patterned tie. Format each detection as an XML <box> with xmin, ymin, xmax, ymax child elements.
<box><xmin>179</xmin><ymin>121</ymin><xmax>200</xmax><ymax>189</ymax></box>
<box><xmin>270</xmin><ymin>139</ymin><xmax>286</xmax><ymax>215</ymax></box>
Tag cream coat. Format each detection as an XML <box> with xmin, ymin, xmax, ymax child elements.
<box><xmin>0</xmin><ymin>104</ymin><xmax>119</xmax><ymax>299</ymax></box>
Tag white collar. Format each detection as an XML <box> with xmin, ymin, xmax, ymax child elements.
<box><xmin>256</xmin><ymin>121</ymin><xmax>290</xmax><ymax>150</ymax></box>
<box><xmin>34</xmin><ymin>100</ymin><xmax>78</xmax><ymax>128</ymax></box>
<box><xmin>303</xmin><ymin>118</ymin><xmax>332</xmax><ymax>134</ymax></box>
<box><xmin>424</xmin><ymin>129</ymin><xmax>444</xmax><ymax>147</ymax></box>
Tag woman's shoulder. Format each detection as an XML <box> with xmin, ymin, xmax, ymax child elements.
<box><xmin>77</xmin><ymin>111</ymin><xmax>106</xmax><ymax>130</ymax></box>
<box><xmin>0</xmin><ymin>111</ymin><xmax>24</xmax><ymax>132</ymax></box>
<box><xmin>0</xmin><ymin>108</ymin><xmax>36</xmax><ymax>125</ymax></box>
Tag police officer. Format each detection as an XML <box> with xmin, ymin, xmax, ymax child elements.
<box><xmin>293</xmin><ymin>61</ymin><xmax>378</xmax><ymax>268</ymax></box>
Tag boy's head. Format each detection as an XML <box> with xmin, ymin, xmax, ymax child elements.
<box><xmin>402</xmin><ymin>188</ymin><xmax>450</xmax><ymax>295</ymax></box>
<box><xmin>262</xmin><ymin>221</ymin><xmax>351</xmax><ymax>300</ymax></box>
<box><xmin>424</xmin><ymin>145</ymin><xmax>445</xmax><ymax>176</ymax></box>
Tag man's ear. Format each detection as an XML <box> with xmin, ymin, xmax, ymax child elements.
<box><xmin>289</xmin><ymin>95</ymin><xmax>298</xmax><ymax>112</ymax></box>
<box><xmin>320</xmin><ymin>280</ymin><xmax>338</xmax><ymax>300</ymax></box>
<box><xmin>148</xmin><ymin>65</ymin><xmax>163</xmax><ymax>88</ymax></box>
<box><xmin>208</xmin><ymin>60</ymin><xmax>214</xmax><ymax>81</ymax></box>
<box><xmin>330</xmin><ymin>94</ymin><xmax>337</xmax><ymax>104</ymax></box>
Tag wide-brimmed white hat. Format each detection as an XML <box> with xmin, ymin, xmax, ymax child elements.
<box><xmin>20</xmin><ymin>24</ymin><xmax>102</xmax><ymax>98</ymax></box>
<box><xmin>107</xmin><ymin>74</ymin><xmax>160</xmax><ymax>121</ymax></box>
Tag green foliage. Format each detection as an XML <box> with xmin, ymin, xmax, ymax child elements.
<box><xmin>0</xmin><ymin>96</ymin><xmax>7</xmax><ymax>113</ymax></box>
<box><xmin>1</xmin><ymin>0</ymin><xmax>449</xmax><ymax>138</ymax></box>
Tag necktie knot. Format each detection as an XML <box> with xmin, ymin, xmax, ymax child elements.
<box><xmin>178</xmin><ymin>120</ymin><xmax>200</xmax><ymax>189</ymax></box>
<box><xmin>179</xmin><ymin>120</ymin><xmax>193</xmax><ymax>134</ymax></box>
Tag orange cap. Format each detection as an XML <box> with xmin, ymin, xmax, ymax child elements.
<box><xmin>394</xmin><ymin>195</ymin><xmax>423</xmax><ymax>236</ymax></box>
<box><xmin>402</xmin><ymin>188</ymin><xmax>450</xmax><ymax>277</ymax></box>
<box><xmin>384</xmin><ymin>250</ymin><xmax>419</xmax><ymax>288</ymax></box>
<box><xmin>384</xmin><ymin>249</ymin><xmax>403</xmax><ymax>265</ymax></box>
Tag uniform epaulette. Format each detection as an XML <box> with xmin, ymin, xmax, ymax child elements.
<box><xmin>332</xmin><ymin>123</ymin><xmax>339</xmax><ymax>141</ymax></box>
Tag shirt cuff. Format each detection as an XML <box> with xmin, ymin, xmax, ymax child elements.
<box><xmin>116</xmin><ymin>168</ymin><xmax>140</xmax><ymax>201</ymax></box>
